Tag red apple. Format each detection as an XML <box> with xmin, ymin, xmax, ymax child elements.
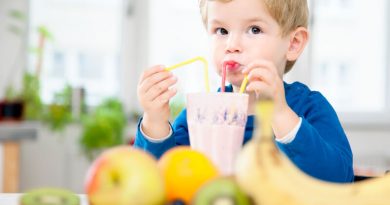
<box><xmin>85</xmin><ymin>146</ymin><xmax>166</xmax><ymax>205</ymax></box>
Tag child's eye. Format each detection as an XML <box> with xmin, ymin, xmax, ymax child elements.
<box><xmin>248</xmin><ymin>26</ymin><xmax>262</xmax><ymax>34</ymax></box>
<box><xmin>215</xmin><ymin>28</ymin><xmax>228</xmax><ymax>35</ymax></box>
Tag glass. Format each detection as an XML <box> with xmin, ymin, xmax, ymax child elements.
<box><xmin>186</xmin><ymin>93</ymin><xmax>249</xmax><ymax>175</ymax></box>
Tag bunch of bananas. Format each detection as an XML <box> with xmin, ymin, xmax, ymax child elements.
<box><xmin>235</xmin><ymin>101</ymin><xmax>390</xmax><ymax>205</ymax></box>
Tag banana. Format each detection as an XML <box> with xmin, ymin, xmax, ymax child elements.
<box><xmin>235</xmin><ymin>100</ymin><xmax>390</xmax><ymax>205</ymax></box>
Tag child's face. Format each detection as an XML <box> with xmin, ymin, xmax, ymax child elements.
<box><xmin>206</xmin><ymin>0</ymin><xmax>290</xmax><ymax>87</ymax></box>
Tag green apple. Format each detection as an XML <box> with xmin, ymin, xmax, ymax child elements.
<box><xmin>85</xmin><ymin>146</ymin><xmax>166</xmax><ymax>205</ymax></box>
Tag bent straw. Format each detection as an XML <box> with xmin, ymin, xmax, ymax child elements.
<box><xmin>165</xmin><ymin>56</ymin><xmax>210</xmax><ymax>92</ymax></box>
<box><xmin>222</xmin><ymin>61</ymin><xmax>240</xmax><ymax>93</ymax></box>
<box><xmin>239</xmin><ymin>75</ymin><xmax>248</xmax><ymax>94</ymax></box>
<box><xmin>221</xmin><ymin>63</ymin><xmax>227</xmax><ymax>92</ymax></box>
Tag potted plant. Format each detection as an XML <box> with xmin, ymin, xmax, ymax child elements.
<box><xmin>0</xmin><ymin>9</ymin><xmax>27</xmax><ymax>122</ymax></box>
<box><xmin>1</xmin><ymin>9</ymin><xmax>53</xmax><ymax>122</ymax></box>
<box><xmin>41</xmin><ymin>84</ymin><xmax>74</xmax><ymax>131</ymax></box>
<box><xmin>79</xmin><ymin>98</ymin><xmax>126</xmax><ymax>160</ymax></box>
<box><xmin>22</xmin><ymin>25</ymin><xmax>53</xmax><ymax>119</ymax></box>
<box><xmin>0</xmin><ymin>88</ymin><xmax>24</xmax><ymax>121</ymax></box>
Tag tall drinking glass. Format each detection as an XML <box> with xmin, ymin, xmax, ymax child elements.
<box><xmin>186</xmin><ymin>92</ymin><xmax>249</xmax><ymax>175</ymax></box>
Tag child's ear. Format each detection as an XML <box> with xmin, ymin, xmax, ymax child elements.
<box><xmin>286</xmin><ymin>27</ymin><xmax>309</xmax><ymax>61</ymax></box>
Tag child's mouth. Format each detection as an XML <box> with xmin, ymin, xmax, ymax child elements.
<box><xmin>223</xmin><ymin>61</ymin><xmax>241</xmax><ymax>72</ymax></box>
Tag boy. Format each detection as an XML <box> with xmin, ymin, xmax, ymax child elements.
<box><xmin>135</xmin><ymin>0</ymin><xmax>353</xmax><ymax>183</ymax></box>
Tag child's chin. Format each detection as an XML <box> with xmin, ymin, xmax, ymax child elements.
<box><xmin>228</xmin><ymin>76</ymin><xmax>244</xmax><ymax>84</ymax></box>
<box><xmin>229</xmin><ymin>80</ymin><xmax>244</xmax><ymax>90</ymax></box>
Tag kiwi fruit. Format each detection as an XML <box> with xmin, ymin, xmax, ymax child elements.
<box><xmin>193</xmin><ymin>177</ymin><xmax>252</xmax><ymax>205</ymax></box>
<box><xmin>20</xmin><ymin>188</ymin><xmax>80</xmax><ymax>205</ymax></box>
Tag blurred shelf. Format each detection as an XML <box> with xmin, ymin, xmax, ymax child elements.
<box><xmin>0</xmin><ymin>121</ymin><xmax>38</xmax><ymax>141</ymax></box>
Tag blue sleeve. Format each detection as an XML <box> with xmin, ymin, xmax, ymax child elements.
<box><xmin>171</xmin><ymin>109</ymin><xmax>190</xmax><ymax>145</ymax></box>
<box><xmin>277</xmin><ymin>92</ymin><xmax>354</xmax><ymax>183</ymax></box>
<box><xmin>133</xmin><ymin>118</ymin><xmax>176</xmax><ymax>159</ymax></box>
<box><xmin>133</xmin><ymin>109</ymin><xmax>190</xmax><ymax>159</ymax></box>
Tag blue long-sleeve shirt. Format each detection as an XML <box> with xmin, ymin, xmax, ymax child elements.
<box><xmin>134</xmin><ymin>81</ymin><xmax>354</xmax><ymax>183</ymax></box>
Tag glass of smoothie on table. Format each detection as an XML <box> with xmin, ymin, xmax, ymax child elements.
<box><xmin>186</xmin><ymin>92</ymin><xmax>248</xmax><ymax>175</ymax></box>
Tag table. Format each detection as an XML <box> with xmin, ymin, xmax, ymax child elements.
<box><xmin>0</xmin><ymin>193</ymin><xmax>88</xmax><ymax>205</ymax></box>
<box><xmin>0</xmin><ymin>122</ymin><xmax>38</xmax><ymax>192</ymax></box>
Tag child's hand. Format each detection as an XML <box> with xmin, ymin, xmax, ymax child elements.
<box><xmin>242</xmin><ymin>60</ymin><xmax>286</xmax><ymax>107</ymax></box>
<box><xmin>242</xmin><ymin>60</ymin><xmax>299</xmax><ymax>139</ymax></box>
<box><xmin>137</xmin><ymin>65</ymin><xmax>178</xmax><ymax>139</ymax></box>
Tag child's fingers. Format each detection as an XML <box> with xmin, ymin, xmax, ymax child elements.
<box><xmin>140</xmin><ymin>71</ymin><xmax>173</xmax><ymax>94</ymax></box>
<box><xmin>145</xmin><ymin>76</ymin><xmax>178</xmax><ymax>101</ymax></box>
<box><xmin>138</xmin><ymin>65</ymin><xmax>165</xmax><ymax>84</ymax></box>
<box><xmin>153</xmin><ymin>88</ymin><xmax>178</xmax><ymax>105</ymax></box>
<box><xmin>246</xmin><ymin>81</ymin><xmax>272</xmax><ymax>98</ymax></box>
<box><xmin>246</xmin><ymin>81</ymin><xmax>267</xmax><ymax>91</ymax></box>
<box><xmin>247</xmin><ymin>67</ymin><xmax>273</xmax><ymax>86</ymax></box>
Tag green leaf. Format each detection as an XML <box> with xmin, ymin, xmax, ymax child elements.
<box><xmin>37</xmin><ymin>25</ymin><xmax>54</xmax><ymax>41</ymax></box>
<box><xmin>8</xmin><ymin>10</ymin><xmax>26</xmax><ymax>21</ymax></box>
<box><xmin>21</xmin><ymin>72</ymin><xmax>43</xmax><ymax>120</ymax></box>
<box><xmin>41</xmin><ymin>84</ymin><xmax>74</xmax><ymax>131</ymax></box>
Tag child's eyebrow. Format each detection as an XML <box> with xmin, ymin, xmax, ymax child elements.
<box><xmin>245</xmin><ymin>17</ymin><xmax>266</xmax><ymax>24</ymax></box>
<box><xmin>208</xmin><ymin>19</ymin><xmax>224</xmax><ymax>25</ymax></box>
<box><xmin>209</xmin><ymin>17</ymin><xmax>266</xmax><ymax>25</ymax></box>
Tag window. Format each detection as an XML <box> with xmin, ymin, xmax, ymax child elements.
<box><xmin>309</xmin><ymin>0</ymin><xmax>390</xmax><ymax>124</ymax></box>
<box><xmin>29</xmin><ymin>0</ymin><xmax>123</xmax><ymax>105</ymax></box>
<box><xmin>148</xmin><ymin>0</ymin><xmax>219</xmax><ymax>96</ymax></box>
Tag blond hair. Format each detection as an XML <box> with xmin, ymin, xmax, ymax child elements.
<box><xmin>199</xmin><ymin>0</ymin><xmax>309</xmax><ymax>73</ymax></box>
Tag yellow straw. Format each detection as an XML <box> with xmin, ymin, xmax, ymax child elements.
<box><xmin>165</xmin><ymin>56</ymin><xmax>210</xmax><ymax>92</ymax></box>
<box><xmin>239</xmin><ymin>75</ymin><xmax>248</xmax><ymax>93</ymax></box>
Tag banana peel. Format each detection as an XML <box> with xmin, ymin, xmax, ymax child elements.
<box><xmin>235</xmin><ymin>100</ymin><xmax>390</xmax><ymax>205</ymax></box>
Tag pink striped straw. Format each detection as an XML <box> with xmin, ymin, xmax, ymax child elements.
<box><xmin>221</xmin><ymin>61</ymin><xmax>239</xmax><ymax>92</ymax></box>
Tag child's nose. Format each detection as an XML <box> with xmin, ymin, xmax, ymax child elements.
<box><xmin>225</xmin><ymin>34</ymin><xmax>242</xmax><ymax>53</ymax></box>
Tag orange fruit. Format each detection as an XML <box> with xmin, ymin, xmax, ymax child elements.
<box><xmin>158</xmin><ymin>146</ymin><xmax>219</xmax><ymax>204</ymax></box>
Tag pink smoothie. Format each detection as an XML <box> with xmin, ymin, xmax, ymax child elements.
<box><xmin>188</xmin><ymin>123</ymin><xmax>245</xmax><ymax>175</ymax></box>
<box><xmin>186</xmin><ymin>92</ymin><xmax>248</xmax><ymax>175</ymax></box>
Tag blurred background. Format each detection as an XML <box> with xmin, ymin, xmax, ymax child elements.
<box><xmin>0</xmin><ymin>0</ymin><xmax>389</xmax><ymax>193</ymax></box>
